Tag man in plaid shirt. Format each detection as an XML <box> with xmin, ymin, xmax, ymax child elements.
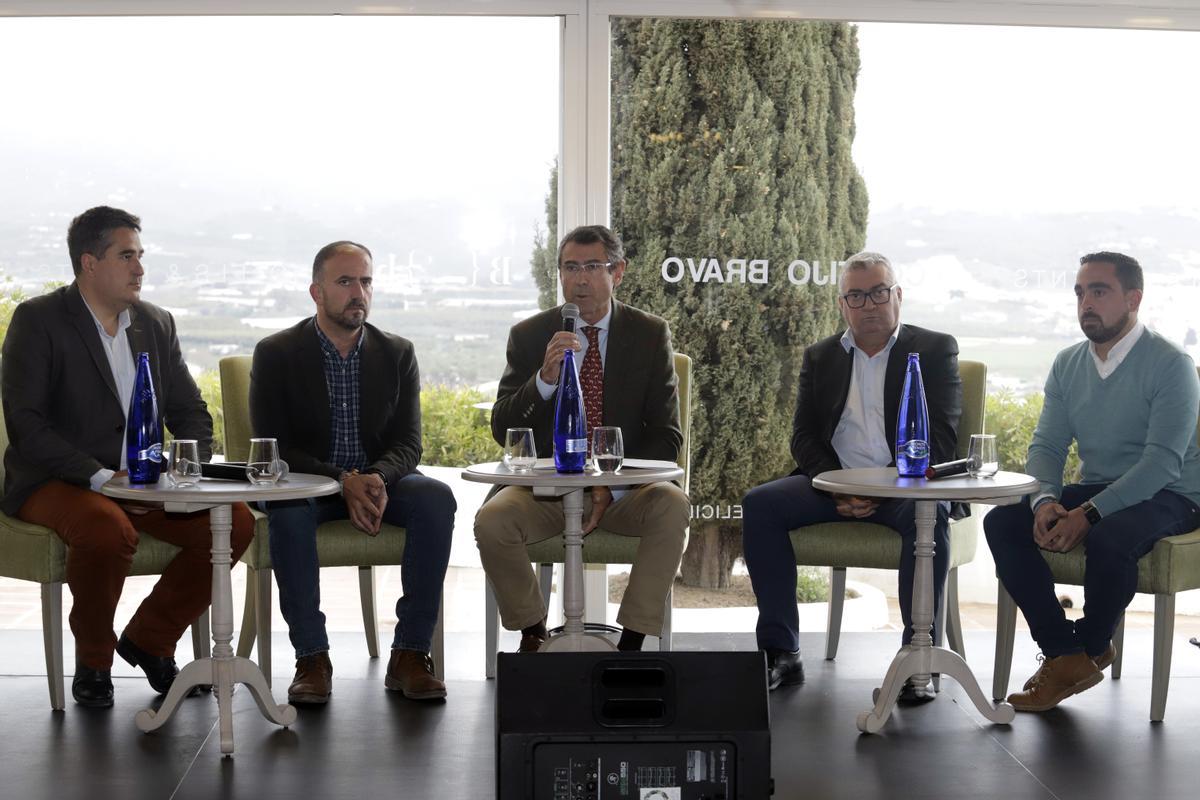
<box><xmin>251</xmin><ymin>241</ymin><xmax>456</xmax><ymax>704</ymax></box>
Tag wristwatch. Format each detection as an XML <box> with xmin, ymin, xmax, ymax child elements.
<box><xmin>1079</xmin><ymin>500</ymin><xmax>1102</xmax><ymax>525</ymax></box>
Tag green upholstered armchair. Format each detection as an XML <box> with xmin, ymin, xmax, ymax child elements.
<box><xmin>788</xmin><ymin>359</ymin><xmax>987</xmax><ymax>663</ymax></box>
<box><xmin>483</xmin><ymin>353</ymin><xmax>692</xmax><ymax>679</ymax></box>
<box><xmin>0</xmin><ymin>388</ymin><xmax>210</xmax><ymax>710</ymax></box>
<box><xmin>992</xmin><ymin>370</ymin><xmax>1200</xmax><ymax>722</ymax></box>
<box><xmin>219</xmin><ymin>356</ymin><xmax>444</xmax><ymax>684</ymax></box>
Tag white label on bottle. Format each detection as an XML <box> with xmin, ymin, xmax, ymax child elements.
<box><xmin>138</xmin><ymin>443</ymin><xmax>163</xmax><ymax>463</ymax></box>
<box><xmin>564</xmin><ymin>438</ymin><xmax>587</xmax><ymax>453</ymax></box>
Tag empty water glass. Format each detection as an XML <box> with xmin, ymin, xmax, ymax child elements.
<box><xmin>503</xmin><ymin>428</ymin><xmax>537</xmax><ymax>474</ymax></box>
<box><xmin>246</xmin><ymin>438</ymin><xmax>285</xmax><ymax>486</ymax></box>
<box><xmin>592</xmin><ymin>426</ymin><xmax>624</xmax><ymax>473</ymax></box>
<box><xmin>167</xmin><ymin>439</ymin><xmax>201</xmax><ymax>488</ymax></box>
<box><xmin>968</xmin><ymin>434</ymin><xmax>999</xmax><ymax>478</ymax></box>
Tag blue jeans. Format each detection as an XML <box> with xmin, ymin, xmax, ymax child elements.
<box><xmin>742</xmin><ymin>474</ymin><xmax>950</xmax><ymax>653</ymax></box>
<box><xmin>985</xmin><ymin>483</ymin><xmax>1200</xmax><ymax>658</ymax></box>
<box><xmin>263</xmin><ymin>471</ymin><xmax>456</xmax><ymax>658</ymax></box>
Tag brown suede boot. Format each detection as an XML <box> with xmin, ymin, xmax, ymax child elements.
<box><xmin>1008</xmin><ymin>652</ymin><xmax>1102</xmax><ymax>712</ymax></box>
<box><xmin>385</xmin><ymin>650</ymin><xmax>447</xmax><ymax>701</ymax></box>
<box><xmin>1023</xmin><ymin>642</ymin><xmax>1117</xmax><ymax>690</ymax></box>
<box><xmin>288</xmin><ymin>651</ymin><xmax>333</xmax><ymax>705</ymax></box>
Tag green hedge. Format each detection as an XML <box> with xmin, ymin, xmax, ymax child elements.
<box><xmin>986</xmin><ymin>390</ymin><xmax>1080</xmax><ymax>481</ymax></box>
<box><xmin>198</xmin><ymin>376</ymin><xmax>498</xmax><ymax>467</ymax></box>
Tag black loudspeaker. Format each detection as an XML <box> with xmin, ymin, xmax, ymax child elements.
<box><xmin>496</xmin><ymin>651</ymin><xmax>772</xmax><ymax>799</ymax></box>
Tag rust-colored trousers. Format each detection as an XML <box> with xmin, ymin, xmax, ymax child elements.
<box><xmin>18</xmin><ymin>480</ymin><xmax>254</xmax><ymax>669</ymax></box>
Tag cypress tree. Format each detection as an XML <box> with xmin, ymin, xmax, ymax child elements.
<box><xmin>610</xmin><ymin>19</ymin><xmax>869</xmax><ymax>587</ymax></box>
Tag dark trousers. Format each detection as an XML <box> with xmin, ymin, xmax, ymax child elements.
<box><xmin>742</xmin><ymin>474</ymin><xmax>950</xmax><ymax>653</ymax></box>
<box><xmin>985</xmin><ymin>483</ymin><xmax>1200</xmax><ymax>658</ymax></box>
<box><xmin>264</xmin><ymin>471</ymin><xmax>456</xmax><ymax>658</ymax></box>
<box><xmin>18</xmin><ymin>479</ymin><xmax>255</xmax><ymax>669</ymax></box>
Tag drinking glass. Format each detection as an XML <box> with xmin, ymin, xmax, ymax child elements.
<box><xmin>592</xmin><ymin>426</ymin><xmax>624</xmax><ymax>473</ymax></box>
<box><xmin>246</xmin><ymin>438</ymin><xmax>285</xmax><ymax>486</ymax></box>
<box><xmin>167</xmin><ymin>439</ymin><xmax>201</xmax><ymax>488</ymax></box>
<box><xmin>503</xmin><ymin>428</ymin><xmax>537</xmax><ymax>474</ymax></box>
<box><xmin>968</xmin><ymin>434</ymin><xmax>999</xmax><ymax>478</ymax></box>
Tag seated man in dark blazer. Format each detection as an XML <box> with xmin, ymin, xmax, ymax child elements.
<box><xmin>475</xmin><ymin>225</ymin><xmax>689</xmax><ymax>653</ymax></box>
<box><xmin>742</xmin><ymin>251</ymin><xmax>962</xmax><ymax>694</ymax></box>
<box><xmin>251</xmin><ymin>241</ymin><xmax>456</xmax><ymax>704</ymax></box>
<box><xmin>1</xmin><ymin>205</ymin><xmax>254</xmax><ymax>708</ymax></box>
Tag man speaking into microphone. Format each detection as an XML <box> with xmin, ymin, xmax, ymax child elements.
<box><xmin>475</xmin><ymin>225</ymin><xmax>689</xmax><ymax>653</ymax></box>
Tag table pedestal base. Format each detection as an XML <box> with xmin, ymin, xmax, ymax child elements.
<box><xmin>131</xmin><ymin>503</ymin><xmax>294</xmax><ymax>756</ymax></box>
<box><xmin>857</xmin><ymin>645</ymin><xmax>1016</xmax><ymax>733</ymax></box>
<box><xmin>135</xmin><ymin>656</ymin><xmax>297</xmax><ymax>753</ymax></box>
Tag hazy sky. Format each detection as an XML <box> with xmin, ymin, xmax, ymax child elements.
<box><xmin>1</xmin><ymin>15</ymin><xmax>1198</xmax><ymax>234</ymax></box>
<box><xmin>854</xmin><ymin>22</ymin><xmax>1200</xmax><ymax>214</ymax></box>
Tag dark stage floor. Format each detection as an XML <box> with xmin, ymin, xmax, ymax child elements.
<box><xmin>1</xmin><ymin>629</ymin><xmax>1199</xmax><ymax>799</ymax></box>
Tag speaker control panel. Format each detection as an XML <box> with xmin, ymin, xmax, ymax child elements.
<box><xmin>535</xmin><ymin>743</ymin><xmax>734</xmax><ymax>800</ymax></box>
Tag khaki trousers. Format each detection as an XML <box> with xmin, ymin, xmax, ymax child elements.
<box><xmin>474</xmin><ymin>482</ymin><xmax>689</xmax><ymax>635</ymax></box>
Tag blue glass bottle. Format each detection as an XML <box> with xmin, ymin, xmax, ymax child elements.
<box><xmin>553</xmin><ymin>348</ymin><xmax>588</xmax><ymax>473</ymax></box>
<box><xmin>895</xmin><ymin>352</ymin><xmax>931</xmax><ymax>477</ymax></box>
<box><xmin>126</xmin><ymin>351</ymin><xmax>163</xmax><ymax>484</ymax></box>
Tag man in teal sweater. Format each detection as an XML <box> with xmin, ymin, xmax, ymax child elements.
<box><xmin>985</xmin><ymin>252</ymin><xmax>1200</xmax><ymax>712</ymax></box>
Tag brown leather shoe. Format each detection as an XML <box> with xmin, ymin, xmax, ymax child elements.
<box><xmin>288</xmin><ymin>652</ymin><xmax>332</xmax><ymax>705</ymax></box>
<box><xmin>1008</xmin><ymin>652</ymin><xmax>1102</xmax><ymax>712</ymax></box>
<box><xmin>518</xmin><ymin>632</ymin><xmax>547</xmax><ymax>653</ymax></box>
<box><xmin>385</xmin><ymin>650</ymin><xmax>447</xmax><ymax>701</ymax></box>
<box><xmin>1093</xmin><ymin>642</ymin><xmax>1117</xmax><ymax>671</ymax></box>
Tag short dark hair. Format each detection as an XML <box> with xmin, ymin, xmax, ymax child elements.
<box><xmin>67</xmin><ymin>206</ymin><xmax>141</xmax><ymax>276</ymax></box>
<box><xmin>557</xmin><ymin>225</ymin><xmax>625</xmax><ymax>268</ymax></box>
<box><xmin>312</xmin><ymin>240</ymin><xmax>372</xmax><ymax>282</ymax></box>
<box><xmin>1080</xmin><ymin>251</ymin><xmax>1143</xmax><ymax>292</ymax></box>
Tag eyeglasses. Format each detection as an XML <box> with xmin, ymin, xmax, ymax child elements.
<box><xmin>841</xmin><ymin>284</ymin><xmax>896</xmax><ymax>309</ymax></box>
<box><xmin>560</xmin><ymin>261</ymin><xmax>613</xmax><ymax>275</ymax></box>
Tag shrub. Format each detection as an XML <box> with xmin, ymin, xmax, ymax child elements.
<box><xmin>985</xmin><ymin>390</ymin><xmax>1080</xmax><ymax>481</ymax></box>
<box><xmin>420</xmin><ymin>384</ymin><xmax>500</xmax><ymax>468</ymax></box>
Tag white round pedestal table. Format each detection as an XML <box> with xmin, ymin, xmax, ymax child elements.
<box><xmin>102</xmin><ymin>472</ymin><xmax>339</xmax><ymax>755</ymax></box>
<box><xmin>463</xmin><ymin>458</ymin><xmax>683</xmax><ymax>653</ymax></box>
<box><xmin>812</xmin><ymin>467</ymin><xmax>1038</xmax><ymax>734</ymax></box>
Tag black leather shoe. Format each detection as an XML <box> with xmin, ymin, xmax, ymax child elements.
<box><xmin>897</xmin><ymin>678</ymin><xmax>936</xmax><ymax>704</ymax></box>
<box><xmin>72</xmin><ymin>661</ymin><xmax>114</xmax><ymax>708</ymax></box>
<box><xmin>117</xmin><ymin>633</ymin><xmax>199</xmax><ymax>696</ymax></box>
<box><xmin>766</xmin><ymin>649</ymin><xmax>805</xmax><ymax>690</ymax></box>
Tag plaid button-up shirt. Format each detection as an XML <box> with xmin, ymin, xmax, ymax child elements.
<box><xmin>315</xmin><ymin>322</ymin><xmax>368</xmax><ymax>473</ymax></box>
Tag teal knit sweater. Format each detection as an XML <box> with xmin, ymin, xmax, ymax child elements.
<box><xmin>1027</xmin><ymin>328</ymin><xmax>1200</xmax><ymax>516</ymax></box>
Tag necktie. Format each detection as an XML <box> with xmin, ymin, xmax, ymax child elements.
<box><xmin>580</xmin><ymin>326</ymin><xmax>604</xmax><ymax>443</ymax></box>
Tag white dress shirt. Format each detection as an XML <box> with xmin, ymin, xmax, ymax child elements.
<box><xmin>1090</xmin><ymin>321</ymin><xmax>1144</xmax><ymax>380</ymax></box>
<box><xmin>80</xmin><ymin>297</ymin><xmax>135</xmax><ymax>491</ymax></box>
<box><xmin>830</xmin><ymin>326</ymin><xmax>899</xmax><ymax>469</ymax></box>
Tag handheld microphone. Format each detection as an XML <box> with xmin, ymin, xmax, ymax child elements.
<box><xmin>561</xmin><ymin>303</ymin><xmax>580</xmax><ymax>333</ymax></box>
<box><xmin>925</xmin><ymin>458</ymin><xmax>971</xmax><ymax>479</ymax></box>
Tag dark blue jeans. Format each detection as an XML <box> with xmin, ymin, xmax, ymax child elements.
<box><xmin>263</xmin><ymin>471</ymin><xmax>456</xmax><ymax>658</ymax></box>
<box><xmin>742</xmin><ymin>474</ymin><xmax>950</xmax><ymax>653</ymax></box>
<box><xmin>985</xmin><ymin>483</ymin><xmax>1200</xmax><ymax>659</ymax></box>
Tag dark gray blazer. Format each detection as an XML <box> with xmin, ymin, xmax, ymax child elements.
<box><xmin>249</xmin><ymin>318</ymin><xmax>422</xmax><ymax>486</ymax></box>
<box><xmin>1</xmin><ymin>283</ymin><xmax>212</xmax><ymax>515</ymax></box>
<box><xmin>490</xmin><ymin>300</ymin><xmax>682</xmax><ymax>463</ymax></box>
<box><xmin>791</xmin><ymin>323</ymin><xmax>963</xmax><ymax>480</ymax></box>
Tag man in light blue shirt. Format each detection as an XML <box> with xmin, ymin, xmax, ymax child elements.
<box><xmin>986</xmin><ymin>251</ymin><xmax>1200</xmax><ymax>712</ymax></box>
